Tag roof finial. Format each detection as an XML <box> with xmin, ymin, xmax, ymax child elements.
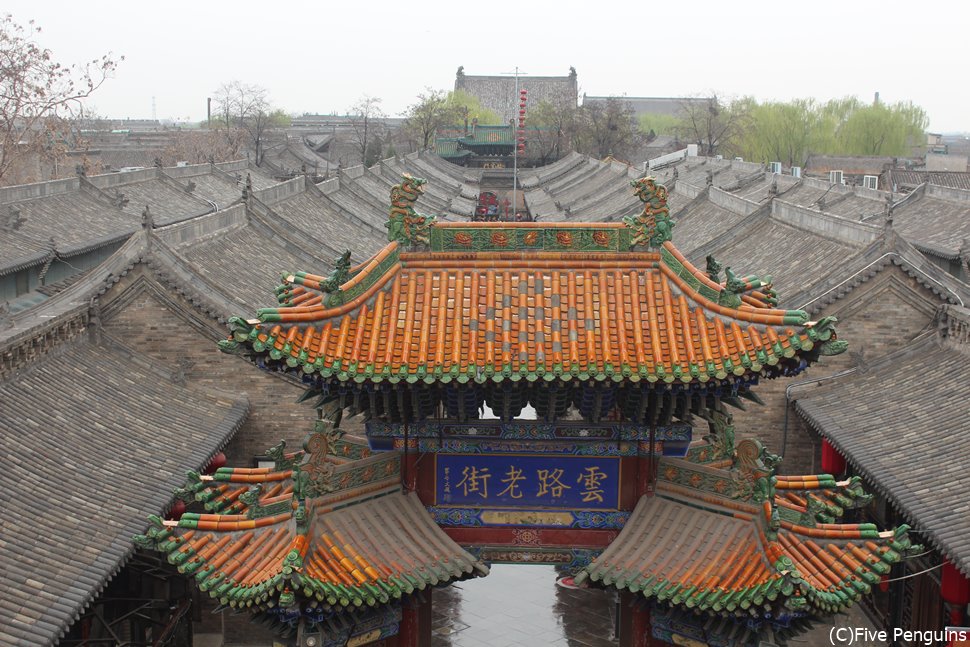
<box><xmin>624</xmin><ymin>176</ymin><xmax>672</xmax><ymax>248</ymax></box>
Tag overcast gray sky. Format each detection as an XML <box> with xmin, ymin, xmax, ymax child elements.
<box><xmin>7</xmin><ymin>0</ymin><xmax>969</xmax><ymax>132</ymax></box>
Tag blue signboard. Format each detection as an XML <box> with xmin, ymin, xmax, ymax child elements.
<box><xmin>436</xmin><ymin>454</ymin><xmax>620</xmax><ymax>510</ymax></box>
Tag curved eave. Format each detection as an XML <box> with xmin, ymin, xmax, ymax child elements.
<box><xmin>222</xmin><ymin>229</ymin><xmax>841</xmax><ymax>386</ymax></box>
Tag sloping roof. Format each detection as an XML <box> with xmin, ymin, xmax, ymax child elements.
<box><xmin>433</xmin><ymin>138</ymin><xmax>472</xmax><ymax>159</ymax></box>
<box><xmin>136</xmin><ymin>436</ymin><xmax>487</xmax><ymax>628</ymax></box>
<box><xmin>461</xmin><ymin>125</ymin><xmax>514</xmax><ymax>146</ymax></box>
<box><xmin>889</xmin><ymin>184</ymin><xmax>970</xmax><ymax>259</ymax></box>
<box><xmin>794</xmin><ymin>316</ymin><xmax>970</xmax><ymax>577</ymax></box>
<box><xmin>579</xmin><ymin>454</ymin><xmax>912</xmax><ymax>619</ymax></box>
<box><xmin>0</xmin><ymin>228</ymin><xmax>52</xmax><ymax>277</ymax></box>
<box><xmin>223</xmin><ymin>225</ymin><xmax>842</xmax><ymax>386</ymax></box>
<box><xmin>0</xmin><ymin>339</ymin><xmax>248</xmax><ymax>647</ymax></box>
<box><xmin>889</xmin><ymin>170</ymin><xmax>970</xmax><ymax>191</ymax></box>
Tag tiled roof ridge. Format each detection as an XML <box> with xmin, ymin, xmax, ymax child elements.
<box><xmin>1</xmin><ymin>341</ymin><xmax>249</xmax><ymax>645</ymax></box>
<box><xmin>770</xmin><ymin>198</ymin><xmax>881</xmax><ymax>246</ymax></box>
<box><xmin>679</xmin><ymin>199</ymin><xmax>770</xmax><ymax>260</ymax></box>
<box><xmin>245</xmin><ymin>196</ymin><xmax>351</xmax><ymax>264</ymax></box>
<box><xmin>147</xmin><ymin>240</ymin><xmax>246</xmax><ymax>321</ymax></box>
<box><xmin>659</xmin><ymin>243</ymin><xmax>807</xmax><ymax>322</ymax></box>
<box><xmin>0</xmin><ymin>232</ymin><xmax>151</xmax><ymax>365</ymax></box>
<box><xmin>792</xmin><ymin>394</ymin><xmax>962</xmax><ymax>577</ymax></box>
<box><xmin>794</xmin><ymin>231</ymin><xmax>970</xmax><ymax>314</ymax></box>
<box><xmin>248</xmin><ymin>233</ymin><xmax>812</xmax><ymax>326</ymax></box>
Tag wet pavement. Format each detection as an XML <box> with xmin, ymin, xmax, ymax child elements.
<box><xmin>431</xmin><ymin>565</ymin><xmax>619</xmax><ymax>647</ymax></box>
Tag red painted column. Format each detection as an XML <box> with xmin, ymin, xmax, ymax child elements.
<box><xmin>618</xmin><ymin>591</ymin><xmax>658</xmax><ymax>647</ymax></box>
<box><xmin>398</xmin><ymin>600</ymin><xmax>419</xmax><ymax>647</ymax></box>
<box><xmin>397</xmin><ymin>591</ymin><xmax>432</xmax><ymax>647</ymax></box>
<box><xmin>402</xmin><ymin>452</ymin><xmax>419</xmax><ymax>493</ymax></box>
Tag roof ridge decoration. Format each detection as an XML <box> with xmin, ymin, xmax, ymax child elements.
<box><xmin>623</xmin><ymin>176</ymin><xmax>674</xmax><ymax>248</ymax></box>
<box><xmin>577</xmin><ymin>416</ymin><xmax>920</xmax><ymax>623</ymax></box>
<box><xmin>135</xmin><ymin>417</ymin><xmax>486</xmax><ymax>633</ymax></box>
<box><xmin>386</xmin><ymin>173</ymin><xmax>436</xmax><ymax>247</ymax></box>
<box><xmin>218</xmin><ymin>175</ymin><xmax>847</xmax><ymax>392</ymax></box>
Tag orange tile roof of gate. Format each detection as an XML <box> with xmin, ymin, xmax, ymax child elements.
<box><xmin>577</xmin><ymin>476</ymin><xmax>912</xmax><ymax>617</ymax></box>
<box><xmin>224</xmin><ymin>225</ymin><xmax>840</xmax><ymax>384</ymax></box>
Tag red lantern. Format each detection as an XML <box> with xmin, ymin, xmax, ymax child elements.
<box><xmin>519</xmin><ymin>109</ymin><xmax>526</xmax><ymax>116</ymax></box>
<box><xmin>167</xmin><ymin>499</ymin><xmax>186</xmax><ymax>521</ymax></box>
<box><xmin>942</xmin><ymin>561</ymin><xmax>970</xmax><ymax>605</ymax></box>
<box><xmin>205</xmin><ymin>451</ymin><xmax>227</xmax><ymax>474</ymax></box>
<box><xmin>518</xmin><ymin>146</ymin><xmax>525</xmax><ymax>153</ymax></box>
<box><xmin>521</xmin><ymin>89</ymin><xmax>527</xmax><ymax>95</ymax></box>
<box><xmin>820</xmin><ymin>438</ymin><xmax>846</xmax><ymax>475</ymax></box>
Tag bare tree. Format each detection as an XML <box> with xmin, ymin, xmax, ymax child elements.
<box><xmin>529</xmin><ymin>86</ymin><xmax>579</xmax><ymax>165</ymax></box>
<box><xmin>404</xmin><ymin>88</ymin><xmax>456</xmax><ymax>149</ymax></box>
<box><xmin>211</xmin><ymin>81</ymin><xmax>284</xmax><ymax>164</ymax></box>
<box><xmin>676</xmin><ymin>94</ymin><xmax>751</xmax><ymax>156</ymax></box>
<box><xmin>348</xmin><ymin>95</ymin><xmax>385</xmax><ymax>166</ymax></box>
<box><xmin>573</xmin><ymin>97</ymin><xmax>641</xmax><ymax>161</ymax></box>
<box><xmin>0</xmin><ymin>14</ymin><xmax>122</xmax><ymax>184</ymax></box>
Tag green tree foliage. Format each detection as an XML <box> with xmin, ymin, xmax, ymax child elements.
<box><xmin>716</xmin><ymin>95</ymin><xmax>929</xmax><ymax>165</ymax></box>
<box><xmin>446</xmin><ymin>90</ymin><xmax>501</xmax><ymax>127</ymax></box>
<box><xmin>404</xmin><ymin>88</ymin><xmax>455</xmax><ymax>149</ymax></box>
<box><xmin>837</xmin><ymin>101</ymin><xmax>928</xmax><ymax>156</ymax></box>
<box><xmin>638</xmin><ymin>113</ymin><xmax>679</xmax><ymax>139</ymax></box>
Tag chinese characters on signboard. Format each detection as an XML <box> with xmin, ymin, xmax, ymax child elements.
<box><xmin>436</xmin><ymin>455</ymin><xmax>620</xmax><ymax>510</ymax></box>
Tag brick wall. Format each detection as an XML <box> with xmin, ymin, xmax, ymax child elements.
<box><xmin>456</xmin><ymin>73</ymin><xmax>578</xmax><ymax>123</ymax></box>
<box><xmin>100</xmin><ymin>277</ymin><xmax>314</xmax><ymax>465</ymax></box>
<box><xmin>728</xmin><ymin>267</ymin><xmax>942</xmax><ymax>474</ymax></box>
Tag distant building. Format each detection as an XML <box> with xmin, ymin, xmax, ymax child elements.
<box><xmin>925</xmin><ymin>152</ymin><xmax>969</xmax><ymax>172</ymax></box>
<box><xmin>581</xmin><ymin>95</ymin><xmax>707</xmax><ymax>118</ymax></box>
<box><xmin>455</xmin><ymin>66</ymin><xmax>578</xmax><ymax>122</ymax></box>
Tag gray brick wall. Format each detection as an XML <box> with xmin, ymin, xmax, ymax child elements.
<box><xmin>727</xmin><ymin>267</ymin><xmax>941</xmax><ymax>474</ymax></box>
<box><xmin>100</xmin><ymin>286</ymin><xmax>314</xmax><ymax>465</ymax></box>
<box><xmin>456</xmin><ymin>70</ymin><xmax>578</xmax><ymax>122</ymax></box>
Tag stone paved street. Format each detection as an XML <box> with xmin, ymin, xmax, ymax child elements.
<box><xmin>431</xmin><ymin>565</ymin><xmax>618</xmax><ymax>647</ymax></box>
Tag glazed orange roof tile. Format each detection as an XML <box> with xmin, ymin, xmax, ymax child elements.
<box><xmin>576</xmin><ymin>438</ymin><xmax>917</xmax><ymax>618</ymax></box>
<box><xmin>221</xmin><ymin>224</ymin><xmax>845</xmax><ymax>386</ymax></box>
<box><xmin>135</xmin><ymin>430</ymin><xmax>487</xmax><ymax>620</ymax></box>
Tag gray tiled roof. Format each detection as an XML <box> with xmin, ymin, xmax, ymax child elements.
<box><xmin>794</xmin><ymin>325</ymin><xmax>970</xmax><ymax>576</ymax></box>
<box><xmin>0</xmin><ymin>339</ymin><xmax>249</xmax><ymax>646</ymax></box>
<box><xmin>890</xmin><ymin>171</ymin><xmax>970</xmax><ymax>191</ymax></box>
<box><xmin>0</xmin><ymin>229</ymin><xmax>52</xmax><ymax>277</ymax></box>
<box><xmin>168</xmin><ymin>172</ymin><xmax>242</xmax><ymax>209</ymax></box>
<box><xmin>1</xmin><ymin>189</ymin><xmax>138</xmax><ymax>260</ymax></box>
<box><xmin>890</xmin><ymin>185</ymin><xmax>970</xmax><ymax>258</ymax></box>
<box><xmin>688</xmin><ymin>212</ymin><xmax>861</xmax><ymax>300</ymax></box>
<box><xmin>105</xmin><ymin>177</ymin><xmax>213</xmax><ymax>226</ymax></box>
<box><xmin>177</xmin><ymin>219</ymin><xmax>329</xmax><ymax>311</ymax></box>
<box><xmin>271</xmin><ymin>190</ymin><xmax>386</xmax><ymax>257</ymax></box>
<box><xmin>672</xmin><ymin>196</ymin><xmax>752</xmax><ymax>255</ymax></box>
